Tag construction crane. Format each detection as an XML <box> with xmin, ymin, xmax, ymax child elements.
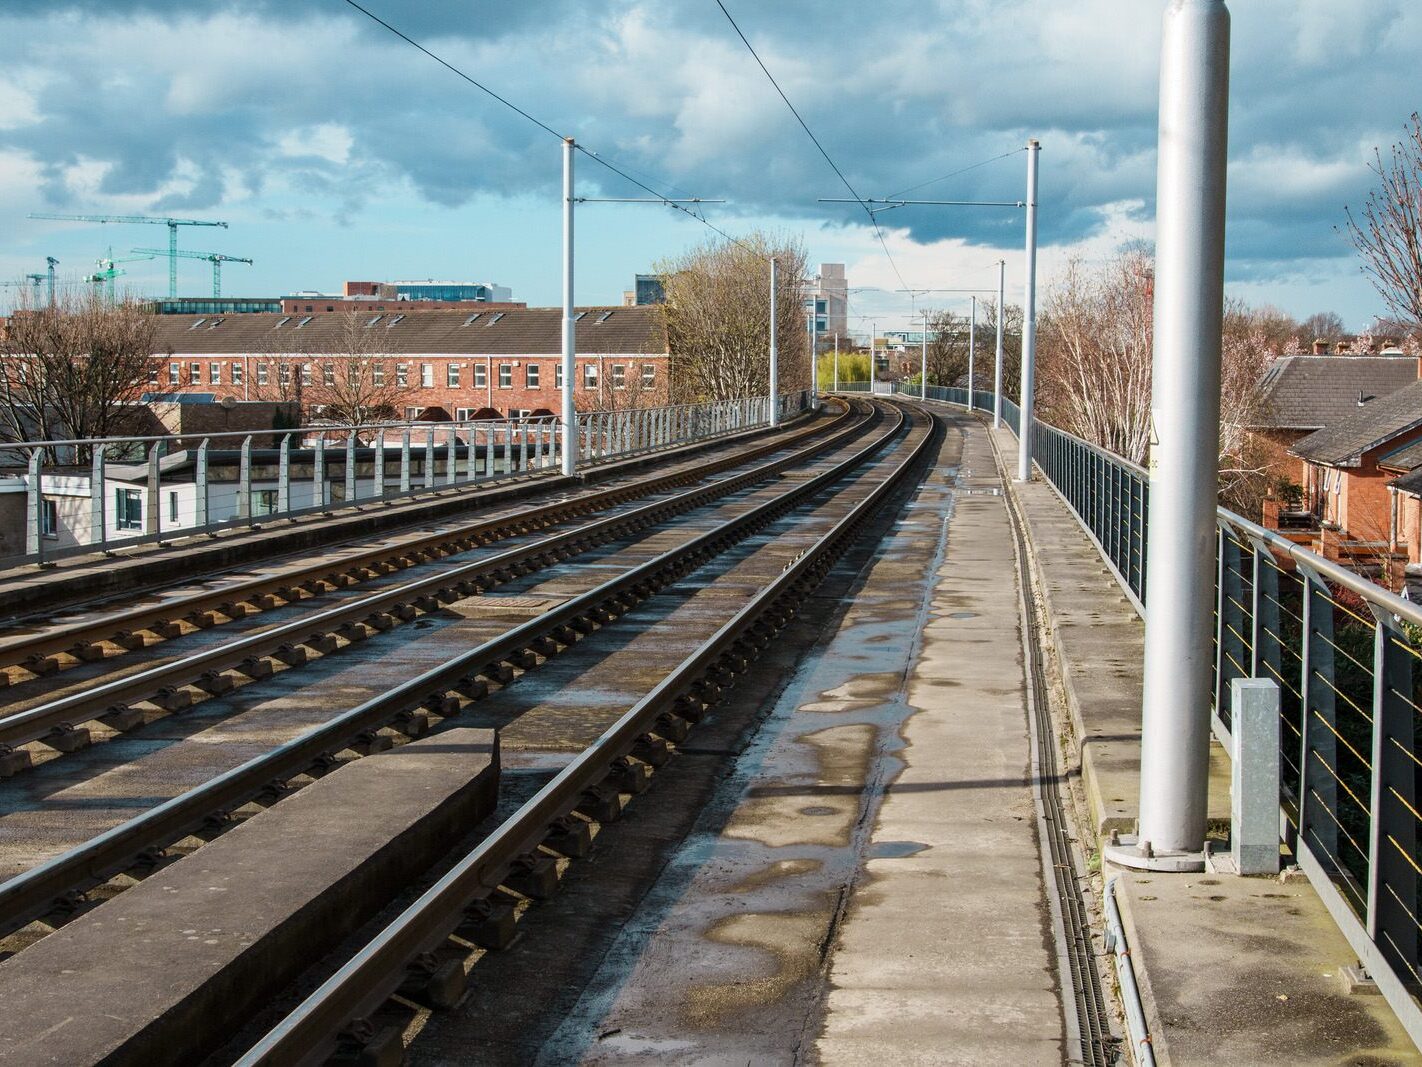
<box><xmin>131</xmin><ymin>248</ymin><xmax>252</xmax><ymax>298</ymax></box>
<box><xmin>25</xmin><ymin>257</ymin><xmax>59</xmax><ymax>307</ymax></box>
<box><xmin>27</xmin><ymin>213</ymin><xmax>227</xmax><ymax>298</ymax></box>
<box><xmin>88</xmin><ymin>250</ymin><xmax>157</xmax><ymax>303</ymax></box>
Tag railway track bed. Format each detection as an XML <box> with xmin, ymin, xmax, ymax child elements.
<box><xmin>0</xmin><ymin>399</ymin><xmax>939</xmax><ymax>1065</ymax></box>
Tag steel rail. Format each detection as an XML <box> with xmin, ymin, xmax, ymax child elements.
<box><xmin>0</xmin><ymin>406</ymin><xmax>869</xmax><ymax>759</ymax></box>
<box><xmin>0</xmin><ymin>404</ymin><xmax>848</xmax><ymax>678</ymax></box>
<box><xmin>0</xmin><ymin>401</ymin><xmax>904</xmax><ymax>942</ymax></box>
<box><xmin>236</xmin><ymin>402</ymin><xmax>937</xmax><ymax>1066</ymax></box>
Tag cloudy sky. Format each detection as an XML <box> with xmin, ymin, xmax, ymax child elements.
<box><xmin>1</xmin><ymin>0</ymin><xmax>1415</xmax><ymax>331</ymax></box>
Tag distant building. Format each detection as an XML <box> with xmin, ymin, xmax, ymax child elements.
<box><xmin>280</xmin><ymin>296</ymin><xmax>525</xmax><ymax>315</ymax></box>
<box><xmin>141</xmin><ymin>306</ymin><xmax>671</xmax><ymax>421</ymax></box>
<box><xmin>344</xmin><ymin>280</ymin><xmax>513</xmax><ymax>303</ymax></box>
<box><xmin>804</xmin><ymin>263</ymin><xmax>848</xmax><ymax>341</ymax></box>
<box><xmin>151</xmin><ymin>297</ymin><xmax>283</xmax><ymax>315</ymax></box>
<box><xmin>622</xmin><ymin>274</ymin><xmax>666</xmax><ymax>306</ymax></box>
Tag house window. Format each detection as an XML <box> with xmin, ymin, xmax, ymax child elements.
<box><xmin>498</xmin><ymin>364</ymin><xmax>512</xmax><ymax>388</ymax></box>
<box><xmin>420</xmin><ymin>364</ymin><xmax>434</xmax><ymax>388</ymax></box>
<box><xmin>257</xmin><ymin>363</ymin><xmax>270</xmax><ymax>386</ymax></box>
<box><xmin>252</xmin><ymin>489</ymin><xmax>279</xmax><ymax>516</ymax></box>
<box><xmin>372</xmin><ymin>362</ymin><xmax>385</xmax><ymax>386</ymax></box>
<box><xmin>323</xmin><ymin>364</ymin><xmax>336</xmax><ymax>387</ymax></box>
<box><xmin>148</xmin><ymin>367</ymin><xmax>159</xmax><ymax>385</ymax></box>
<box><xmin>279</xmin><ymin>364</ymin><xmax>292</xmax><ymax>387</ymax></box>
<box><xmin>396</xmin><ymin>363</ymin><xmax>409</xmax><ymax>387</ymax></box>
<box><xmin>641</xmin><ymin>364</ymin><xmax>656</xmax><ymax>389</ymax></box>
<box><xmin>210</xmin><ymin>363</ymin><xmax>221</xmax><ymax>385</ymax></box>
<box><xmin>555</xmin><ymin>363</ymin><xmax>563</xmax><ymax>388</ymax></box>
<box><xmin>231</xmin><ymin>362</ymin><xmax>244</xmax><ymax>385</ymax></box>
<box><xmin>190</xmin><ymin>362</ymin><xmax>201</xmax><ymax>383</ymax></box>
<box><xmin>526</xmin><ymin>363</ymin><xmax>540</xmax><ymax>388</ymax></box>
<box><xmin>474</xmin><ymin>364</ymin><xmax>487</xmax><ymax>388</ymax></box>
<box><xmin>405</xmin><ymin>406</ymin><xmax>421</xmax><ymax>420</ymax></box>
<box><xmin>584</xmin><ymin>364</ymin><xmax>598</xmax><ymax>388</ymax></box>
<box><xmin>300</xmin><ymin>364</ymin><xmax>313</xmax><ymax>387</ymax></box>
<box><xmin>115</xmin><ymin>488</ymin><xmax>142</xmax><ymax>531</ymax></box>
<box><xmin>41</xmin><ymin>499</ymin><xmax>58</xmax><ymax>539</ymax></box>
<box><xmin>169</xmin><ymin>363</ymin><xmax>180</xmax><ymax>385</ymax></box>
<box><xmin>447</xmin><ymin>364</ymin><xmax>460</xmax><ymax>388</ymax></box>
<box><xmin>456</xmin><ymin>407</ymin><xmax>477</xmax><ymax>421</ymax></box>
<box><xmin>612</xmin><ymin>364</ymin><xmax>626</xmax><ymax>389</ymax></box>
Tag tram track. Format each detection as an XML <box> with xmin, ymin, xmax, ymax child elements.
<box><xmin>0</xmin><ymin>403</ymin><xmax>845</xmax><ymax>691</ymax></box>
<box><xmin>0</xmin><ymin>400</ymin><xmax>911</xmax><ymax>960</ymax></box>
<box><xmin>0</xmin><ymin>403</ymin><xmax>866</xmax><ymax>778</ymax></box>
<box><xmin>229</xmin><ymin>401</ymin><xmax>940</xmax><ymax>1067</ymax></box>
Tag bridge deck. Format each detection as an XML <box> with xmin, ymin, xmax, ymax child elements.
<box><xmin>412</xmin><ymin>409</ymin><xmax>1070</xmax><ymax>1063</ymax></box>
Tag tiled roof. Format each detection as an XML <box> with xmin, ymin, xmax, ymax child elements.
<box><xmin>1290</xmin><ymin>378</ymin><xmax>1422</xmax><ymax>466</ymax></box>
<box><xmin>1393</xmin><ymin>467</ymin><xmax>1422</xmax><ymax>496</ymax></box>
<box><xmin>1254</xmin><ymin>355</ymin><xmax>1418</xmax><ymax>430</ymax></box>
<box><xmin>1378</xmin><ymin>437</ymin><xmax>1422</xmax><ymax>473</ymax></box>
<box><xmin>150</xmin><ymin>307</ymin><xmax>666</xmax><ymax>356</ymax></box>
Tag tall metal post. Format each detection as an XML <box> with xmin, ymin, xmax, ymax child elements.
<box><xmin>167</xmin><ymin>221</ymin><xmax>178</xmax><ymax>299</ymax></box>
<box><xmin>833</xmin><ymin>333</ymin><xmax>839</xmax><ymax>392</ymax></box>
<box><xmin>769</xmin><ymin>257</ymin><xmax>780</xmax><ymax>427</ymax></box>
<box><xmin>967</xmin><ymin>295</ymin><xmax>977</xmax><ymax>406</ymax></box>
<box><xmin>1016</xmin><ymin>140</ymin><xmax>1040</xmax><ymax>482</ymax></box>
<box><xmin>561</xmin><ymin>137</ymin><xmax>577</xmax><ymax>475</ymax></box>
<box><xmin>920</xmin><ymin>311</ymin><xmax>928</xmax><ymax>398</ymax></box>
<box><xmin>1107</xmin><ymin>0</ymin><xmax>1230</xmax><ymax>871</ymax></box>
<box><xmin>868</xmin><ymin>323</ymin><xmax>876</xmax><ymax>394</ymax></box>
<box><xmin>993</xmin><ymin>259</ymin><xmax>1006</xmax><ymax>427</ymax></box>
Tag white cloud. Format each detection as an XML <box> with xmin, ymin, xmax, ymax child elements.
<box><xmin>276</xmin><ymin>124</ymin><xmax>354</xmax><ymax>166</ymax></box>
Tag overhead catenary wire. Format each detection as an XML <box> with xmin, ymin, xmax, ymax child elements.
<box><xmin>713</xmin><ymin>0</ymin><xmax>913</xmax><ymax>294</ymax></box>
<box><xmin>886</xmin><ymin>147</ymin><xmax>1027</xmax><ymax>201</ymax></box>
<box><xmin>337</xmin><ymin>0</ymin><xmax>762</xmax><ymax>256</ymax></box>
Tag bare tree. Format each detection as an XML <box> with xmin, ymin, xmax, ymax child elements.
<box><xmin>0</xmin><ymin>286</ymin><xmax>162</xmax><ymax>459</ymax></box>
<box><xmin>1302</xmin><ymin>310</ymin><xmax>1346</xmax><ymax>343</ymax></box>
<box><xmin>1037</xmin><ymin>249</ymin><xmax>1155</xmax><ymax>462</ymax></box>
<box><xmin>1346</xmin><ymin>113</ymin><xmax>1422</xmax><ymax>329</ymax></box>
<box><xmin>655</xmin><ymin>232</ymin><xmax>810</xmax><ymax>403</ymax></box>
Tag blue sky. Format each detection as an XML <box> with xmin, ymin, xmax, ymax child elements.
<box><xmin>1</xmin><ymin>0</ymin><xmax>1417</xmax><ymax>333</ymax></box>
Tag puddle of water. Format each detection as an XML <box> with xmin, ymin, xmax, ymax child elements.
<box><xmin>947</xmin><ymin>611</ymin><xmax>978</xmax><ymax>620</ymax></box>
<box><xmin>868</xmin><ymin>840</ymin><xmax>929</xmax><ymax>860</ymax></box>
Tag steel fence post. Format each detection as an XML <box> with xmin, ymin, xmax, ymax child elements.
<box><xmin>518</xmin><ymin>420</ymin><xmax>528</xmax><ymax>473</ymax></box>
<box><xmin>345</xmin><ymin>432</ymin><xmax>358</xmax><ymax>503</ymax></box>
<box><xmin>447</xmin><ymin>428</ymin><xmax>457</xmax><ymax>484</ymax></box>
<box><xmin>1215</xmin><ymin>523</ymin><xmax>1246</xmax><ymax>732</ymax></box>
<box><xmin>424</xmin><ymin>429</ymin><xmax>435</xmax><ymax>489</ymax></box>
<box><xmin>238</xmin><ymin>435</ymin><xmax>253</xmax><ymax>519</ymax></box>
<box><xmin>1298</xmin><ymin>562</ymin><xmax>1339</xmax><ymax>865</ymax></box>
<box><xmin>1366</xmin><ymin>605</ymin><xmax>1420</xmax><ymax>978</ymax></box>
<box><xmin>374</xmin><ymin>433</ymin><xmax>387</xmax><ymax>498</ymax></box>
<box><xmin>26</xmin><ymin>451</ymin><xmax>43</xmax><ymax>562</ymax></box>
<box><xmin>277</xmin><ymin>433</ymin><xmax>291</xmax><ymax>517</ymax></box>
<box><xmin>196</xmin><ymin>438</ymin><xmax>210</xmax><ymax>531</ymax></box>
<box><xmin>147</xmin><ymin>440</ymin><xmax>163</xmax><ymax>541</ymax></box>
<box><xmin>91</xmin><ymin>444</ymin><xmax>107</xmax><ymax>552</ymax></box>
<box><xmin>313</xmin><ymin>436</ymin><xmax>325</xmax><ymax>511</ymax></box>
<box><xmin>399</xmin><ymin>430</ymin><xmax>411</xmax><ymax>493</ymax></box>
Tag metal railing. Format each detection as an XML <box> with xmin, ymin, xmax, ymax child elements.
<box><xmin>2</xmin><ymin>391</ymin><xmax>813</xmax><ymax>568</ymax></box>
<box><xmin>909</xmin><ymin>383</ymin><xmax>1422</xmax><ymax>1046</ymax></box>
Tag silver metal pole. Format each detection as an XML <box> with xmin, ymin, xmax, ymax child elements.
<box><xmin>920</xmin><ymin>311</ymin><xmax>928</xmax><ymax>399</ymax></box>
<box><xmin>561</xmin><ymin>137</ymin><xmax>577</xmax><ymax>476</ymax></box>
<box><xmin>993</xmin><ymin>259</ymin><xmax>1005</xmax><ymax>427</ymax></box>
<box><xmin>769</xmin><ymin>257</ymin><xmax>780</xmax><ymax>427</ymax></box>
<box><xmin>1017</xmin><ymin>140</ymin><xmax>1040</xmax><ymax>482</ymax></box>
<box><xmin>1108</xmin><ymin>0</ymin><xmax>1230</xmax><ymax>871</ymax></box>
<box><xmin>833</xmin><ymin>333</ymin><xmax>839</xmax><ymax>392</ymax></box>
<box><xmin>869</xmin><ymin>322</ymin><xmax>876</xmax><ymax>394</ymax></box>
<box><xmin>968</xmin><ymin>295</ymin><xmax>977</xmax><ymax>407</ymax></box>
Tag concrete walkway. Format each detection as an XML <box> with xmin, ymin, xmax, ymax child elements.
<box><xmin>990</xmin><ymin>420</ymin><xmax>1420</xmax><ymax>1066</ymax></box>
<box><xmin>522</xmin><ymin>412</ymin><xmax>1066</xmax><ymax>1064</ymax></box>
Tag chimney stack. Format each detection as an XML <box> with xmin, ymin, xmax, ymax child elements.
<box><xmin>1312</xmin><ymin>338</ymin><xmax>1328</xmax><ymax>355</ymax></box>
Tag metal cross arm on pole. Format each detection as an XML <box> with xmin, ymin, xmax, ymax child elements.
<box><xmin>818</xmin><ymin>197</ymin><xmax>1025</xmax><ymax>214</ymax></box>
<box><xmin>572</xmin><ymin>198</ymin><xmax>726</xmax><ymax>204</ymax></box>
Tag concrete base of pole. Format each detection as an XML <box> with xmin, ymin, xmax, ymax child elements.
<box><xmin>1104</xmin><ymin>834</ymin><xmax>1205</xmax><ymax>873</ymax></box>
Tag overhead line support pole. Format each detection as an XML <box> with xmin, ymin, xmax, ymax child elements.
<box><xmin>968</xmin><ymin>295</ymin><xmax>977</xmax><ymax>404</ymax></box>
<box><xmin>561</xmin><ymin>137</ymin><xmax>577</xmax><ymax>476</ymax></box>
<box><xmin>993</xmin><ymin>259</ymin><xmax>1005</xmax><ymax>427</ymax></box>
<box><xmin>769</xmin><ymin>257</ymin><xmax>779</xmax><ymax>427</ymax></box>
<box><xmin>1016</xmin><ymin>139</ymin><xmax>1040</xmax><ymax>482</ymax></box>
<box><xmin>1107</xmin><ymin>0</ymin><xmax>1231</xmax><ymax>872</ymax></box>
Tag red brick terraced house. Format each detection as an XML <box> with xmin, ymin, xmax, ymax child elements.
<box><xmin>143</xmin><ymin>306</ymin><xmax>674</xmax><ymax>422</ymax></box>
<box><xmin>1289</xmin><ymin>377</ymin><xmax>1422</xmax><ymax>586</ymax></box>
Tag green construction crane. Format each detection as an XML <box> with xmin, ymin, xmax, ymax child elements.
<box><xmin>130</xmin><ymin>247</ymin><xmax>252</xmax><ymax>298</ymax></box>
<box><xmin>88</xmin><ymin>250</ymin><xmax>157</xmax><ymax>303</ymax></box>
<box><xmin>28</xmin><ymin>213</ymin><xmax>227</xmax><ymax>298</ymax></box>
